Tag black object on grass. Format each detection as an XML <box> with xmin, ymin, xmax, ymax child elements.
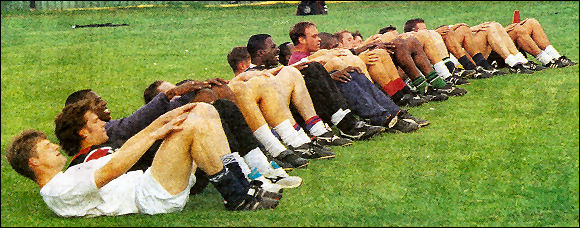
<box><xmin>72</xmin><ymin>23</ymin><xmax>129</xmax><ymax>29</ymax></box>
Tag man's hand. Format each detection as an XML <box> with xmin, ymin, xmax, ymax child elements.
<box><xmin>504</xmin><ymin>23</ymin><xmax>518</xmax><ymax>32</ymax></box>
<box><xmin>451</xmin><ymin>23</ymin><xmax>469</xmax><ymax>30</ymax></box>
<box><xmin>470</xmin><ymin>22</ymin><xmax>492</xmax><ymax>32</ymax></box>
<box><xmin>435</xmin><ymin>26</ymin><xmax>451</xmax><ymax>37</ymax></box>
<box><xmin>290</xmin><ymin>59</ymin><xmax>313</xmax><ymax>71</ymax></box>
<box><xmin>205</xmin><ymin>78</ymin><xmax>229</xmax><ymax>87</ymax></box>
<box><xmin>149</xmin><ymin>103</ymin><xmax>197</xmax><ymax>139</ymax></box>
<box><xmin>373</xmin><ymin>42</ymin><xmax>396</xmax><ymax>54</ymax></box>
<box><xmin>166</xmin><ymin>81</ymin><xmax>210</xmax><ymax>100</ymax></box>
<box><xmin>362</xmin><ymin>34</ymin><xmax>382</xmax><ymax>47</ymax></box>
<box><xmin>353</xmin><ymin>39</ymin><xmax>382</xmax><ymax>55</ymax></box>
<box><xmin>330</xmin><ymin>66</ymin><xmax>361</xmax><ymax>83</ymax></box>
<box><xmin>365</xmin><ymin>51</ymin><xmax>381</xmax><ymax>65</ymax></box>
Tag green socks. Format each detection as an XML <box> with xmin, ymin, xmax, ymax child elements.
<box><xmin>413</xmin><ymin>71</ymin><xmax>449</xmax><ymax>95</ymax></box>
<box><xmin>426</xmin><ymin>70</ymin><xmax>447</xmax><ymax>89</ymax></box>
<box><xmin>412</xmin><ymin>76</ymin><xmax>428</xmax><ymax>95</ymax></box>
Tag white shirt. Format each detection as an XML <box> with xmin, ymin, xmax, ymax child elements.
<box><xmin>40</xmin><ymin>155</ymin><xmax>144</xmax><ymax>217</ymax></box>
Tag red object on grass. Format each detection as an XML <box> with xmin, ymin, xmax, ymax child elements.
<box><xmin>513</xmin><ymin>10</ymin><xmax>521</xmax><ymax>24</ymax></box>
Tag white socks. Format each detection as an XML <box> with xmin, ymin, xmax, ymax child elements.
<box><xmin>535</xmin><ymin>51</ymin><xmax>553</xmax><ymax>65</ymax></box>
<box><xmin>273</xmin><ymin>119</ymin><xmax>309</xmax><ymax>147</ymax></box>
<box><xmin>331</xmin><ymin>108</ymin><xmax>351</xmax><ymax>126</ymax></box>
<box><xmin>253</xmin><ymin>124</ymin><xmax>286</xmax><ymax>157</ymax></box>
<box><xmin>308</xmin><ymin>121</ymin><xmax>328</xmax><ymax>136</ymax></box>
<box><xmin>515</xmin><ymin>52</ymin><xmax>528</xmax><ymax>64</ymax></box>
<box><xmin>230</xmin><ymin>152</ymin><xmax>251</xmax><ymax>179</ymax></box>
<box><xmin>296</xmin><ymin>127</ymin><xmax>314</xmax><ymax>143</ymax></box>
<box><xmin>505</xmin><ymin>54</ymin><xmax>519</xmax><ymax>67</ymax></box>
<box><xmin>544</xmin><ymin>45</ymin><xmax>561</xmax><ymax>60</ymax></box>
<box><xmin>448</xmin><ymin>54</ymin><xmax>460</xmax><ymax>67</ymax></box>
<box><xmin>433</xmin><ymin>61</ymin><xmax>452</xmax><ymax>79</ymax></box>
<box><xmin>243</xmin><ymin>147</ymin><xmax>274</xmax><ymax>175</ymax></box>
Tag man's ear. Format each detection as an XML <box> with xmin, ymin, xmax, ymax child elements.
<box><xmin>28</xmin><ymin>157</ymin><xmax>40</xmax><ymax>167</ymax></box>
<box><xmin>238</xmin><ymin>61</ymin><xmax>250</xmax><ymax>72</ymax></box>
<box><xmin>298</xmin><ymin>36</ymin><xmax>306</xmax><ymax>45</ymax></box>
<box><xmin>78</xmin><ymin>128</ymin><xmax>87</xmax><ymax>140</ymax></box>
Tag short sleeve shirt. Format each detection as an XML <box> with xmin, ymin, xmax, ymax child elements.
<box><xmin>288</xmin><ymin>51</ymin><xmax>311</xmax><ymax>65</ymax></box>
<box><xmin>40</xmin><ymin>155</ymin><xmax>144</xmax><ymax>217</ymax></box>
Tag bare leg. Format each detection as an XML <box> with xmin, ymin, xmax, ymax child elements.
<box><xmin>440</xmin><ymin>26</ymin><xmax>476</xmax><ymax>65</ymax></box>
<box><xmin>506</xmin><ymin>23</ymin><xmax>542</xmax><ymax>56</ymax></box>
<box><xmin>228</xmin><ymin>78</ymin><xmax>293</xmax><ymax>131</ymax></box>
<box><xmin>210</xmin><ymin>84</ymin><xmax>238</xmax><ymax>105</ymax></box>
<box><xmin>520</xmin><ymin>18</ymin><xmax>551</xmax><ymax>50</ymax></box>
<box><xmin>472</xmin><ymin>23</ymin><xmax>513</xmax><ymax>59</ymax></box>
<box><xmin>453</xmin><ymin>24</ymin><xmax>485</xmax><ymax>56</ymax></box>
<box><xmin>491</xmin><ymin>22</ymin><xmax>520</xmax><ymax>55</ymax></box>
<box><xmin>191</xmin><ymin>88</ymin><xmax>218</xmax><ymax>104</ymax></box>
<box><xmin>273</xmin><ymin>66</ymin><xmax>319</xmax><ymax>122</ymax></box>
<box><xmin>358</xmin><ymin>48</ymin><xmax>401</xmax><ymax>88</ymax></box>
<box><xmin>150</xmin><ymin>103</ymin><xmax>228</xmax><ymax>195</ymax></box>
<box><xmin>408</xmin><ymin>30</ymin><xmax>450</xmax><ymax>64</ymax></box>
<box><xmin>390</xmin><ymin>36</ymin><xmax>429</xmax><ymax>80</ymax></box>
<box><xmin>403</xmin><ymin>36</ymin><xmax>436</xmax><ymax>76</ymax></box>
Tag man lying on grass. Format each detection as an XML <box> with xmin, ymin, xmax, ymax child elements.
<box><xmin>5</xmin><ymin>101</ymin><xmax>278</xmax><ymax>217</ymax></box>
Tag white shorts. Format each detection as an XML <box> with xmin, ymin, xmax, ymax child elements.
<box><xmin>135</xmin><ymin>168</ymin><xmax>196</xmax><ymax>215</ymax></box>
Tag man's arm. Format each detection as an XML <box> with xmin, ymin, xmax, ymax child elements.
<box><xmin>105</xmin><ymin>93</ymin><xmax>172</xmax><ymax>141</ymax></box>
<box><xmin>169</xmin><ymin>80</ymin><xmax>213</xmax><ymax>109</ymax></box>
<box><xmin>94</xmin><ymin>103</ymin><xmax>197</xmax><ymax>188</ymax></box>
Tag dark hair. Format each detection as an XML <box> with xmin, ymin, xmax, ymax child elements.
<box><xmin>176</xmin><ymin>79</ymin><xmax>194</xmax><ymax>86</ymax></box>
<box><xmin>65</xmin><ymin>89</ymin><xmax>92</xmax><ymax>106</ymax></box>
<box><xmin>352</xmin><ymin>30</ymin><xmax>363</xmax><ymax>40</ymax></box>
<box><xmin>378</xmin><ymin>25</ymin><xmax>397</xmax><ymax>34</ymax></box>
<box><xmin>144</xmin><ymin>80</ymin><xmax>165</xmax><ymax>104</ymax></box>
<box><xmin>55</xmin><ymin>99</ymin><xmax>95</xmax><ymax>156</ymax></box>
<box><xmin>278</xmin><ymin>42</ymin><xmax>292</xmax><ymax>66</ymax></box>
<box><xmin>289</xmin><ymin>21</ymin><xmax>315</xmax><ymax>46</ymax></box>
<box><xmin>404</xmin><ymin>18</ymin><xmax>425</xmax><ymax>33</ymax></box>
<box><xmin>6</xmin><ymin>129</ymin><xmax>48</xmax><ymax>181</ymax></box>
<box><xmin>333</xmin><ymin>30</ymin><xmax>351</xmax><ymax>44</ymax></box>
<box><xmin>247</xmin><ymin>34</ymin><xmax>271</xmax><ymax>60</ymax></box>
<box><xmin>227</xmin><ymin>46</ymin><xmax>251</xmax><ymax>73</ymax></box>
<box><xmin>319</xmin><ymin>32</ymin><xmax>339</xmax><ymax>50</ymax></box>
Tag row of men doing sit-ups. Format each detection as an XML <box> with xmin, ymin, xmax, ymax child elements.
<box><xmin>6</xmin><ymin>17</ymin><xmax>576</xmax><ymax>217</ymax></box>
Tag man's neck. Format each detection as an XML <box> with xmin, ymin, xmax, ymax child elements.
<box><xmin>36</xmin><ymin>168</ymin><xmax>61</xmax><ymax>189</ymax></box>
<box><xmin>80</xmin><ymin>140</ymin><xmax>95</xmax><ymax>153</ymax></box>
<box><xmin>250</xmin><ymin>62</ymin><xmax>276</xmax><ymax>70</ymax></box>
<box><xmin>293</xmin><ymin>44</ymin><xmax>310</xmax><ymax>54</ymax></box>
<box><xmin>251</xmin><ymin>55</ymin><xmax>266</xmax><ymax>68</ymax></box>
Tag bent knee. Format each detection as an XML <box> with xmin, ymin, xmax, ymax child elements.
<box><xmin>192</xmin><ymin>102</ymin><xmax>219</xmax><ymax>117</ymax></box>
<box><xmin>405</xmin><ymin>36</ymin><xmax>422</xmax><ymax>50</ymax></box>
<box><xmin>210</xmin><ymin>84</ymin><xmax>236</xmax><ymax>100</ymax></box>
<box><xmin>192</xmin><ymin>88</ymin><xmax>218</xmax><ymax>104</ymax></box>
<box><xmin>489</xmin><ymin>22</ymin><xmax>505</xmax><ymax>31</ymax></box>
<box><xmin>181</xmin><ymin>102</ymin><xmax>220</xmax><ymax>130</ymax></box>
<box><xmin>228</xmin><ymin>80</ymin><xmax>246</xmax><ymax>94</ymax></box>
<box><xmin>454</xmin><ymin>23</ymin><xmax>470</xmax><ymax>30</ymax></box>
<box><xmin>279</xmin><ymin>65</ymin><xmax>301</xmax><ymax>75</ymax></box>
<box><xmin>324</xmin><ymin>56</ymin><xmax>347</xmax><ymax>71</ymax></box>
<box><xmin>521</xmin><ymin>18</ymin><xmax>539</xmax><ymax>26</ymax></box>
<box><xmin>512</xmin><ymin>24</ymin><xmax>527</xmax><ymax>36</ymax></box>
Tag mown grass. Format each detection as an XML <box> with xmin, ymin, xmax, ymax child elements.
<box><xmin>1</xmin><ymin>1</ymin><xmax>578</xmax><ymax>226</ymax></box>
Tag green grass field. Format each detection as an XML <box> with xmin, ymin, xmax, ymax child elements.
<box><xmin>1</xmin><ymin>1</ymin><xmax>578</xmax><ymax>226</ymax></box>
